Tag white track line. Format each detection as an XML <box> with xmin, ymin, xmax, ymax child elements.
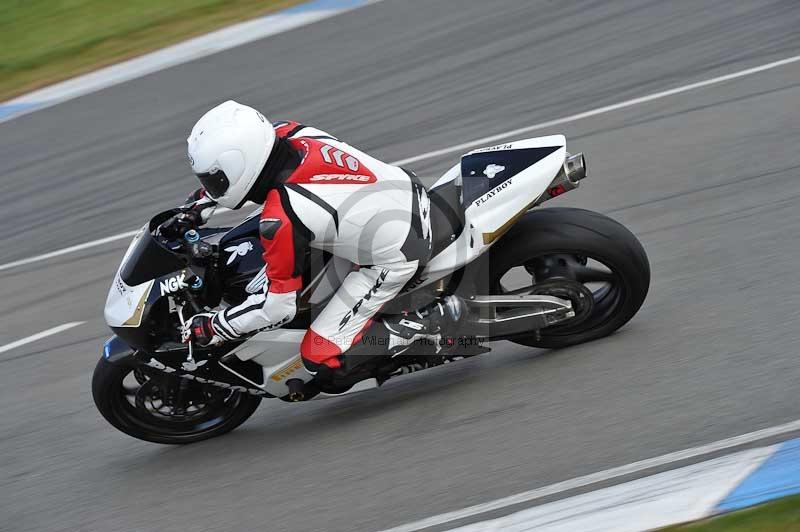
<box><xmin>0</xmin><ymin>230</ymin><xmax>140</xmax><ymax>272</ymax></box>
<box><xmin>0</xmin><ymin>207</ymin><xmax>245</xmax><ymax>272</ymax></box>
<box><xmin>2</xmin><ymin>53</ymin><xmax>799</xmax><ymax>273</ymax></box>
<box><xmin>391</xmin><ymin>53</ymin><xmax>800</xmax><ymax>166</ymax></box>
<box><xmin>378</xmin><ymin>418</ymin><xmax>800</xmax><ymax>532</ymax></box>
<box><xmin>0</xmin><ymin>322</ymin><xmax>86</xmax><ymax>355</ymax></box>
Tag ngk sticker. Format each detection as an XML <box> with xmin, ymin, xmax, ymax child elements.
<box><xmin>159</xmin><ymin>272</ymin><xmax>188</xmax><ymax>296</ymax></box>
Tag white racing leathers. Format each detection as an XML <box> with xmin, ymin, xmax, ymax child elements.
<box><xmin>210</xmin><ymin>122</ymin><xmax>432</xmax><ymax>371</ymax></box>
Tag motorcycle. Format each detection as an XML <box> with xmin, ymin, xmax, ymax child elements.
<box><xmin>93</xmin><ymin>135</ymin><xmax>650</xmax><ymax>444</ymax></box>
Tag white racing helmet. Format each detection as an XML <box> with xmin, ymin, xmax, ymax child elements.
<box><xmin>187</xmin><ymin>100</ymin><xmax>276</xmax><ymax>209</ymax></box>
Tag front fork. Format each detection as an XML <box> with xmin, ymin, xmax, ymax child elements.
<box><xmin>175</xmin><ymin>302</ymin><xmax>198</xmax><ymax>370</ymax></box>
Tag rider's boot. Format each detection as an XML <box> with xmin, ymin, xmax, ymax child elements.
<box><xmin>305</xmin><ymin>296</ymin><xmax>466</xmax><ymax>386</ymax></box>
<box><xmin>383</xmin><ymin>295</ymin><xmax>466</xmax><ymax>357</ymax></box>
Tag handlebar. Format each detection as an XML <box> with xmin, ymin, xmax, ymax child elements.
<box><xmin>153</xmin><ymin>208</ymin><xmax>214</xmax><ymax>261</ymax></box>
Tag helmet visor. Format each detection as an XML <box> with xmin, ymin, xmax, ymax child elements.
<box><xmin>195</xmin><ymin>169</ymin><xmax>230</xmax><ymax>200</ymax></box>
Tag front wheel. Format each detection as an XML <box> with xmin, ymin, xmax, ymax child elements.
<box><xmin>92</xmin><ymin>356</ymin><xmax>262</xmax><ymax>444</ymax></box>
<box><xmin>485</xmin><ymin>208</ymin><xmax>650</xmax><ymax>349</ymax></box>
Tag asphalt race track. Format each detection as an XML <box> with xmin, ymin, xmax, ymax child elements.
<box><xmin>3</xmin><ymin>1</ymin><xmax>800</xmax><ymax>531</ymax></box>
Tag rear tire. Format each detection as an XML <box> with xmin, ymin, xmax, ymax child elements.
<box><xmin>485</xmin><ymin>208</ymin><xmax>650</xmax><ymax>349</ymax></box>
<box><xmin>92</xmin><ymin>356</ymin><xmax>262</xmax><ymax>444</ymax></box>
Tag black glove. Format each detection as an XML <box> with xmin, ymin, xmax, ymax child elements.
<box><xmin>162</xmin><ymin>187</ymin><xmax>218</xmax><ymax>239</ymax></box>
<box><xmin>181</xmin><ymin>313</ymin><xmax>223</xmax><ymax>347</ymax></box>
<box><xmin>160</xmin><ymin>210</ymin><xmax>202</xmax><ymax>240</ymax></box>
<box><xmin>185</xmin><ymin>187</ymin><xmax>207</xmax><ymax>205</ymax></box>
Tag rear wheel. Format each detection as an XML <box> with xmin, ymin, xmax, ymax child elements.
<box><xmin>485</xmin><ymin>208</ymin><xmax>650</xmax><ymax>348</ymax></box>
<box><xmin>92</xmin><ymin>356</ymin><xmax>262</xmax><ymax>444</ymax></box>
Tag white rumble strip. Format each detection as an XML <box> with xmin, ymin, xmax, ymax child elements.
<box><xmin>378</xmin><ymin>418</ymin><xmax>800</xmax><ymax>532</ymax></box>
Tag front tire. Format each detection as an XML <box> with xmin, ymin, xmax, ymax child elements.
<box><xmin>485</xmin><ymin>208</ymin><xmax>650</xmax><ymax>349</ymax></box>
<box><xmin>92</xmin><ymin>356</ymin><xmax>262</xmax><ymax>444</ymax></box>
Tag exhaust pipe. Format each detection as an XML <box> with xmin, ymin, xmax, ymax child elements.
<box><xmin>534</xmin><ymin>152</ymin><xmax>587</xmax><ymax>205</ymax></box>
<box><xmin>564</xmin><ymin>152</ymin><xmax>587</xmax><ymax>182</ymax></box>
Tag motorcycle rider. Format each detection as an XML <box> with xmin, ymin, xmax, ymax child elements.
<box><xmin>173</xmin><ymin>100</ymin><xmax>462</xmax><ymax>382</ymax></box>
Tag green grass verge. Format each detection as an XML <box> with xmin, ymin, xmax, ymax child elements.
<box><xmin>0</xmin><ymin>0</ymin><xmax>303</xmax><ymax>101</ymax></box>
<box><xmin>662</xmin><ymin>494</ymin><xmax>800</xmax><ymax>531</ymax></box>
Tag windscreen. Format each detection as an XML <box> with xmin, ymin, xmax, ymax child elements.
<box><xmin>119</xmin><ymin>227</ymin><xmax>186</xmax><ymax>287</ymax></box>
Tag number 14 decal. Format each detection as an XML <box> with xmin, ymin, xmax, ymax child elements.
<box><xmin>320</xmin><ymin>145</ymin><xmax>360</xmax><ymax>171</ymax></box>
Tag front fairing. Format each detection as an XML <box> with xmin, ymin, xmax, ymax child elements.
<box><xmin>102</xmin><ymin>207</ymin><xmax>326</xmax><ymax>351</ymax></box>
<box><xmin>104</xmin><ymin>225</ymin><xmax>155</xmax><ymax>329</ymax></box>
<box><xmin>104</xmin><ymin>212</ymin><xmax>194</xmax><ymax>349</ymax></box>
